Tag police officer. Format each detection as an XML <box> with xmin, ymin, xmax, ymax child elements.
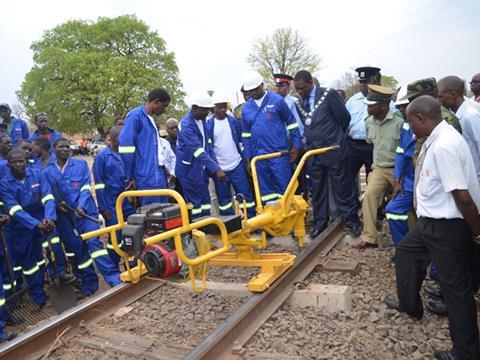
<box><xmin>0</xmin><ymin>104</ymin><xmax>29</xmax><ymax>146</ymax></box>
<box><xmin>345</xmin><ymin>67</ymin><xmax>381</xmax><ymax>197</ymax></box>
<box><xmin>44</xmin><ymin>138</ymin><xmax>120</xmax><ymax>294</ymax></box>
<box><xmin>241</xmin><ymin>71</ymin><xmax>303</xmax><ymax>204</ymax></box>
<box><xmin>0</xmin><ymin>149</ymin><xmax>56</xmax><ymax>307</ymax></box>
<box><xmin>293</xmin><ymin>70</ymin><xmax>361</xmax><ymax>238</ymax></box>
<box><xmin>353</xmin><ymin>85</ymin><xmax>403</xmax><ymax>249</ymax></box>
<box><xmin>206</xmin><ymin>92</ymin><xmax>255</xmax><ymax>218</ymax></box>
<box><xmin>119</xmin><ymin>88</ymin><xmax>171</xmax><ymax>205</ymax></box>
<box><xmin>176</xmin><ymin>92</ymin><xmax>225</xmax><ymax>219</ymax></box>
<box><xmin>29</xmin><ymin>112</ymin><xmax>62</xmax><ymax>151</ymax></box>
<box><xmin>273</xmin><ymin>73</ymin><xmax>304</xmax><ymax>136</ymax></box>
<box><xmin>93</xmin><ymin>126</ymin><xmax>136</xmax><ymax>265</ymax></box>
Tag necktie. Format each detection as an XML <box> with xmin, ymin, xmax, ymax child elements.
<box><xmin>413</xmin><ymin>142</ymin><xmax>427</xmax><ymax>209</ymax></box>
<box><xmin>303</xmin><ymin>97</ymin><xmax>310</xmax><ymax>112</ymax></box>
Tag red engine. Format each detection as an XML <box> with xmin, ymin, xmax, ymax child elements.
<box><xmin>142</xmin><ymin>243</ymin><xmax>182</xmax><ymax>278</ymax></box>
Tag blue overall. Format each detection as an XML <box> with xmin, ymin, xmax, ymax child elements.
<box><xmin>0</xmin><ymin>167</ymin><xmax>56</xmax><ymax>305</ymax></box>
<box><xmin>93</xmin><ymin>147</ymin><xmax>136</xmax><ymax>264</ymax></box>
<box><xmin>385</xmin><ymin>121</ymin><xmax>415</xmax><ymax>246</ymax></box>
<box><xmin>241</xmin><ymin>91</ymin><xmax>303</xmax><ymax>203</ymax></box>
<box><xmin>29</xmin><ymin>128</ymin><xmax>63</xmax><ymax>151</ymax></box>
<box><xmin>176</xmin><ymin>111</ymin><xmax>219</xmax><ymax>219</ymax></box>
<box><xmin>8</xmin><ymin>117</ymin><xmax>29</xmax><ymax>146</ymax></box>
<box><xmin>206</xmin><ymin>115</ymin><xmax>256</xmax><ymax>217</ymax></box>
<box><xmin>119</xmin><ymin>105</ymin><xmax>168</xmax><ymax>205</ymax></box>
<box><xmin>44</xmin><ymin>158</ymin><xmax>120</xmax><ymax>293</ymax></box>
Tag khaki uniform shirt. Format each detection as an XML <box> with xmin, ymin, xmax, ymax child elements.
<box><xmin>365</xmin><ymin>110</ymin><xmax>404</xmax><ymax>168</ymax></box>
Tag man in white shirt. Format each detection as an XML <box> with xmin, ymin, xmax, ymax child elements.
<box><xmin>438</xmin><ymin>76</ymin><xmax>480</xmax><ymax>181</ymax></box>
<box><xmin>469</xmin><ymin>73</ymin><xmax>480</xmax><ymax>104</ymax></box>
<box><xmin>385</xmin><ymin>96</ymin><xmax>480</xmax><ymax>360</ymax></box>
<box><xmin>206</xmin><ymin>92</ymin><xmax>256</xmax><ymax>217</ymax></box>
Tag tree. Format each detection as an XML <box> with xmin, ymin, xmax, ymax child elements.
<box><xmin>18</xmin><ymin>15</ymin><xmax>186</xmax><ymax>136</ymax></box>
<box><xmin>247</xmin><ymin>28</ymin><xmax>322</xmax><ymax>87</ymax></box>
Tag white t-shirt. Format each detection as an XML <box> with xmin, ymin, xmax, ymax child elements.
<box><xmin>195</xmin><ymin>119</ymin><xmax>205</xmax><ymax>148</ymax></box>
<box><xmin>254</xmin><ymin>92</ymin><xmax>267</xmax><ymax>107</ymax></box>
<box><xmin>213</xmin><ymin>118</ymin><xmax>242</xmax><ymax>171</ymax></box>
<box><xmin>456</xmin><ymin>100</ymin><xmax>480</xmax><ymax>180</ymax></box>
<box><xmin>147</xmin><ymin>115</ymin><xmax>164</xmax><ymax>166</ymax></box>
<box><xmin>416</xmin><ymin>120</ymin><xmax>480</xmax><ymax>219</ymax></box>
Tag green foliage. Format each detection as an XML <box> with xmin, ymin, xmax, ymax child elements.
<box><xmin>247</xmin><ymin>28</ymin><xmax>322</xmax><ymax>88</ymax></box>
<box><xmin>18</xmin><ymin>15</ymin><xmax>186</xmax><ymax>135</ymax></box>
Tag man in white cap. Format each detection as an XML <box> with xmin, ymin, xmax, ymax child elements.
<box><xmin>241</xmin><ymin>71</ymin><xmax>303</xmax><ymax>204</ymax></box>
<box><xmin>176</xmin><ymin>92</ymin><xmax>226</xmax><ymax>218</ymax></box>
<box><xmin>206</xmin><ymin>92</ymin><xmax>256</xmax><ymax>218</ymax></box>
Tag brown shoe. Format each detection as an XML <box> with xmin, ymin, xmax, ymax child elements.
<box><xmin>352</xmin><ymin>241</ymin><xmax>378</xmax><ymax>249</ymax></box>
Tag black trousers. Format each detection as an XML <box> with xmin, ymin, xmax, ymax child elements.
<box><xmin>309</xmin><ymin>149</ymin><xmax>359</xmax><ymax>232</ymax></box>
<box><xmin>346</xmin><ymin>137</ymin><xmax>373</xmax><ymax>201</ymax></box>
<box><xmin>395</xmin><ymin>217</ymin><xmax>480</xmax><ymax>359</ymax></box>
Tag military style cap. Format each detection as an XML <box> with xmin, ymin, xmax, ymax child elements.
<box><xmin>273</xmin><ymin>73</ymin><xmax>293</xmax><ymax>86</ymax></box>
<box><xmin>355</xmin><ymin>66</ymin><xmax>381</xmax><ymax>81</ymax></box>
<box><xmin>363</xmin><ymin>84</ymin><xmax>395</xmax><ymax>105</ymax></box>
<box><xmin>0</xmin><ymin>103</ymin><xmax>11</xmax><ymax>111</ymax></box>
<box><xmin>398</xmin><ymin>77</ymin><xmax>437</xmax><ymax>102</ymax></box>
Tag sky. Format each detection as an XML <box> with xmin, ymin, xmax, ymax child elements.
<box><xmin>0</xmin><ymin>0</ymin><xmax>479</xmax><ymax>108</ymax></box>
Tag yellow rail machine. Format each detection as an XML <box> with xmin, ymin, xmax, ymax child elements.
<box><xmin>81</xmin><ymin>146</ymin><xmax>337</xmax><ymax>292</ymax></box>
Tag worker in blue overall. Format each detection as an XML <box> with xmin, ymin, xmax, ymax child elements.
<box><xmin>206</xmin><ymin>92</ymin><xmax>256</xmax><ymax>218</ymax></box>
<box><xmin>44</xmin><ymin>138</ymin><xmax>120</xmax><ymax>294</ymax></box>
<box><xmin>0</xmin><ymin>135</ymin><xmax>13</xmax><ymax>179</ymax></box>
<box><xmin>176</xmin><ymin>92</ymin><xmax>225</xmax><ymax>219</ymax></box>
<box><xmin>0</xmin><ymin>149</ymin><xmax>57</xmax><ymax>307</ymax></box>
<box><xmin>241</xmin><ymin>71</ymin><xmax>303</xmax><ymax>204</ymax></box>
<box><xmin>0</xmin><ymin>103</ymin><xmax>29</xmax><ymax>146</ymax></box>
<box><xmin>28</xmin><ymin>112</ymin><xmax>62</xmax><ymax>151</ymax></box>
<box><xmin>385</xmin><ymin>86</ymin><xmax>415</xmax><ymax>246</ymax></box>
<box><xmin>32</xmin><ymin>137</ymin><xmax>56</xmax><ymax>170</ymax></box>
<box><xmin>94</xmin><ymin>126</ymin><xmax>136</xmax><ymax>264</ymax></box>
<box><xmin>293</xmin><ymin>70</ymin><xmax>362</xmax><ymax>238</ymax></box>
<box><xmin>119</xmin><ymin>88</ymin><xmax>171</xmax><ymax>205</ymax></box>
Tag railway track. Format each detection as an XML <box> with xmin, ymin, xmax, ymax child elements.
<box><xmin>0</xmin><ymin>218</ymin><xmax>344</xmax><ymax>360</ymax></box>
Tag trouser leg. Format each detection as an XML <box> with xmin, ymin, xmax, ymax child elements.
<box><xmin>57</xmin><ymin>215</ymin><xmax>99</xmax><ymax>295</ymax></box>
<box><xmin>229</xmin><ymin>160</ymin><xmax>256</xmax><ymax>217</ymax></box>
<box><xmin>214</xmin><ymin>175</ymin><xmax>234</xmax><ymax>215</ymax></box>
<box><xmin>269</xmin><ymin>155</ymin><xmax>292</xmax><ymax>197</ymax></box>
<box><xmin>385</xmin><ymin>191</ymin><xmax>413</xmax><ymax>246</ymax></box>
<box><xmin>78</xmin><ymin>218</ymin><xmax>121</xmax><ymax>287</ymax></box>
<box><xmin>328</xmin><ymin>155</ymin><xmax>360</xmax><ymax>229</ymax></box>
<box><xmin>361</xmin><ymin>168</ymin><xmax>394</xmax><ymax>244</ymax></box>
<box><xmin>424</xmin><ymin>218</ymin><xmax>479</xmax><ymax>359</ymax></box>
<box><xmin>395</xmin><ymin>222</ymin><xmax>430</xmax><ymax>319</ymax></box>
<box><xmin>257</xmin><ymin>160</ymin><xmax>277</xmax><ymax>203</ymax></box>
<box><xmin>309</xmin><ymin>158</ymin><xmax>329</xmax><ymax>232</ymax></box>
<box><xmin>138</xmin><ymin>169</ymin><xmax>169</xmax><ymax>205</ymax></box>
<box><xmin>183</xmin><ymin>178</ymin><xmax>209</xmax><ymax>219</ymax></box>
<box><xmin>200</xmin><ymin>177</ymin><xmax>212</xmax><ymax>217</ymax></box>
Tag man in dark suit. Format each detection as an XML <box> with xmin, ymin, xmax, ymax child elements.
<box><xmin>294</xmin><ymin>70</ymin><xmax>361</xmax><ymax>238</ymax></box>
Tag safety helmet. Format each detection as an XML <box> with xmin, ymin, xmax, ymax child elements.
<box><xmin>189</xmin><ymin>91</ymin><xmax>214</xmax><ymax>108</ymax></box>
<box><xmin>242</xmin><ymin>71</ymin><xmax>264</xmax><ymax>91</ymax></box>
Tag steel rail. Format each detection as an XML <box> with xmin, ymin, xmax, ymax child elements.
<box><xmin>184</xmin><ymin>218</ymin><xmax>345</xmax><ymax>360</ymax></box>
<box><xmin>0</xmin><ymin>278</ymin><xmax>164</xmax><ymax>360</ymax></box>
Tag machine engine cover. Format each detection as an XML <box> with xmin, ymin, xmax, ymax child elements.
<box><xmin>142</xmin><ymin>243</ymin><xmax>182</xmax><ymax>278</ymax></box>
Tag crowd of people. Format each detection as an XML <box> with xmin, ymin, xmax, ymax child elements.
<box><xmin>0</xmin><ymin>67</ymin><xmax>480</xmax><ymax>359</ymax></box>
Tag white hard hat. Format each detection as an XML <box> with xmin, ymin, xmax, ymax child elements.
<box><xmin>212</xmin><ymin>91</ymin><xmax>229</xmax><ymax>105</ymax></box>
<box><xmin>395</xmin><ymin>84</ymin><xmax>410</xmax><ymax>106</ymax></box>
<box><xmin>242</xmin><ymin>71</ymin><xmax>264</xmax><ymax>91</ymax></box>
<box><xmin>189</xmin><ymin>91</ymin><xmax>214</xmax><ymax>108</ymax></box>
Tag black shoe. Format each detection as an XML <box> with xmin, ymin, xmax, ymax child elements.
<box><xmin>384</xmin><ymin>297</ymin><xmax>401</xmax><ymax>311</ymax></box>
<box><xmin>384</xmin><ymin>297</ymin><xmax>422</xmax><ymax>320</ymax></box>
<box><xmin>433</xmin><ymin>350</ymin><xmax>458</xmax><ymax>360</ymax></box>
<box><xmin>60</xmin><ymin>272</ymin><xmax>77</xmax><ymax>285</ymax></box>
<box><xmin>390</xmin><ymin>254</ymin><xmax>396</xmax><ymax>263</ymax></box>
<box><xmin>426</xmin><ymin>300</ymin><xmax>448</xmax><ymax>316</ymax></box>
<box><xmin>424</xmin><ymin>286</ymin><xmax>443</xmax><ymax>300</ymax></box>
<box><xmin>0</xmin><ymin>333</ymin><xmax>17</xmax><ymax>344</ymax></box>
<box><xmin>347</xmin><ymin>223</ymin><xmax>362</xmax><ymax>237</ymax></box>
<box><xmin>310</xmin><ymin>228</ymin><xmax>323</xmax><ymax>239</ymax></box>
